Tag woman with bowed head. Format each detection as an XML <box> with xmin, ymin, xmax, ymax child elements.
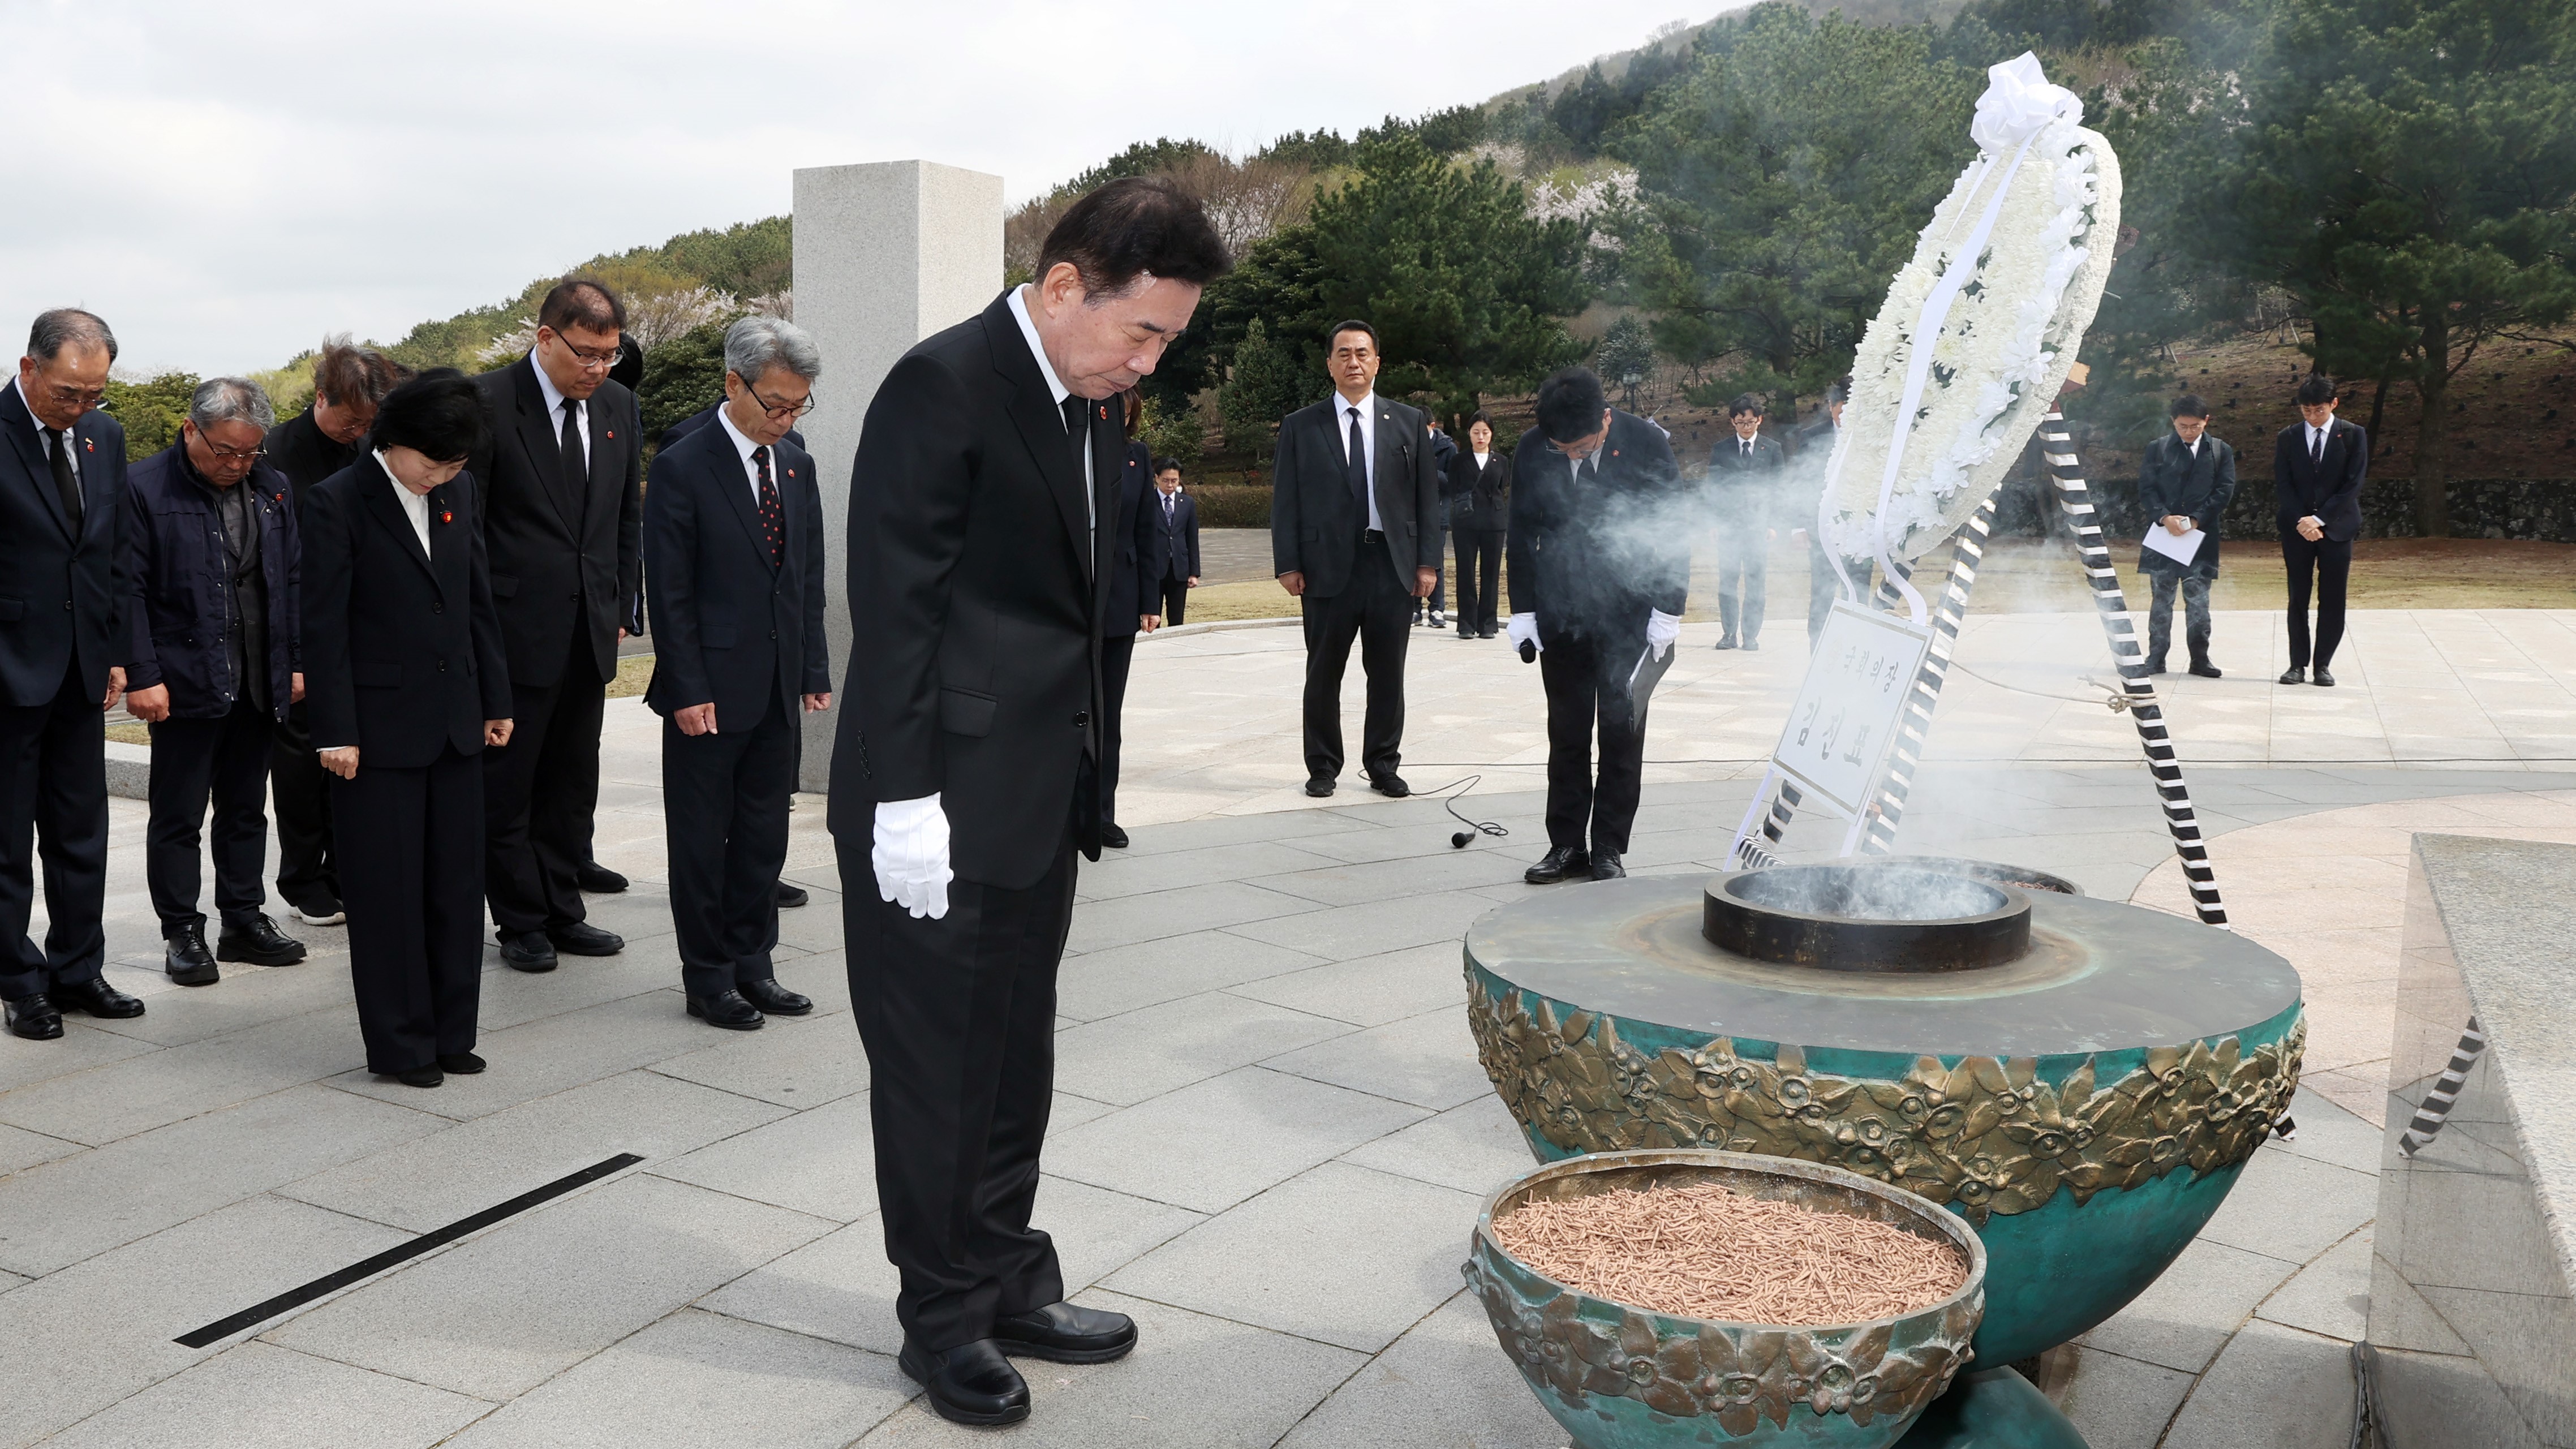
<box><xmin>300</xmin><ymin>370</ymin><xmax>513</xmax><ymax>1088</ymax></box>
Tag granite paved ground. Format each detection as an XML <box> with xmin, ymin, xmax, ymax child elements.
<box><xmin>2</xmin><ymin>612</ymin><xmax>2569</xmax><ymax>1446</ymax></box>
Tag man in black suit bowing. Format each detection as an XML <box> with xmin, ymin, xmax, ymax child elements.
<box><xmin>467</xmin><ymin>278</ymin><xmax>642</xmax><ymax>970</ymax></box>
<box><xmin>1268</xmin><ymin>321</ymin><xmax>1441</xmax><ymax>797</ymax></box>
<box><xmin>0</xmin><ymin>310</ymin><xmax>142</xmax><ymax>1040</ymax></box>
<box><xmin>646</xmin><ymin>317</ymin><xmax>831</xmax><ymax>1031</ymax></box>
<box><xmin>831</xmin><ymin>178</ymin><xmax>1228</xmax><ymax>1426</ymax></box>
<box><xmin>2271</xmin><ymin>374</ymin><xmax>2367</xmax><ymax>687</ymax></box>
<box><xmin>1141</xmin><ymin>458</ymin><xmax>1199</xmax><ymax>625</ymax></box>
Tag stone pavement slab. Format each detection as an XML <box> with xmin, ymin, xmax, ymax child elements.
<box><xmin>1274</xmin><ymin>1292</ymin><xmax>1564</xmax><ymax>1449</ymax></box>
<box><xmin>1051</xmin><ymin>992</ymin><xmax>1353</xmax><ymax>1106</ymax></box>
<box><xmin>2157</xmin><ymin>1318</ymin><xmax>2356</xmax><ymax>1448</ymax></box>
<box><xmin>38</xmin><ymin>1340</ymin><xmax>489</xmax><ymax>1449</ymax></box>
<box><xmin>1042</xmin><ymin>1065</ymin><xmax>1428</xmax><ymax>1214</ymax></box>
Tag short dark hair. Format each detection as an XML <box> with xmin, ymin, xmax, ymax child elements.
<box><xmin>538</xmin><ymin>278</ymin><xmax>626</xmax><ymax>337</ymax></box>
<box><xmin>27</xmin><ymin>308</ymin><xmax>116</xmax><ymax>364</ymax></box>
<box><xmin>1035</xmin><ymin>177</ymin><xmax>1231</xmax><ymax>299</ymax></box>
<box><xmin>1326</xmin><ymin>319</ymin><xmax>1379</xmax><ymax>354</ymax></box>
<box><xmin>2294</xmin><ymin>373</ymin><xmax>2337</xmax><ymax>407</ymax></box>
<box><xmin>2169</xmin><ymin>393</ymin><xmax>2211</xmax><ymax>419</ymax></box>
<box><xmin>370</xmin><ymin>368</ymin><xmax>489</xmax><ymax>463</ymax></box>
<box><xmin>1535</xmin><ymin>368</ymin><xmax>1609</xmax><ymax>443</ymax></box>
<box><xmin>1728</xmin><ymin>393</ymin><xmax>1765</xmax><ymax>418</ymax></box>
<box><xmin>1468</xmin><ymin>409</ymin><xmax>1495</xmax><ymax>430</ymax></box>
<box><xmin>312</xmin><ymin>334</ymin><xmax>410</xmax><ymax>408</ymax></box>
<box><xmin>1151</xmin><ymin>457</ymin><xmax>1181</xmax><ymax>476</ymax></box>
<box><xmin>609</xmin><ymin>334</ymin><xmax>644</xmax><ymax>391</ymax></box>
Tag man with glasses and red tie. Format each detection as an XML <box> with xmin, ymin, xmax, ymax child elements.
<box><xmin>467</xmin><ymin>278</ymin><xmax>643</xmax><ymax>973</ymax></box>
<box><xmin>0</xmin><ymin>309</ymin><xmax>140</xmax><ymax>1040</ymax></box>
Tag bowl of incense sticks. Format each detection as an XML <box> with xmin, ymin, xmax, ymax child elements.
<box><xmin>1463</xmin><ymin>1149</ymin><xmax>1984</xmax><ymax>1448</ymax></box>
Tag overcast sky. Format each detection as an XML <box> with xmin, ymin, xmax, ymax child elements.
<box><xmin>0</xmin><ymin>1</ymin><xmax>1727</xmax><ymax>377</ymax></box>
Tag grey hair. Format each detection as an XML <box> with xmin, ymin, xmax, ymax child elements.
<box><xmin>189</xmin><ymin>377</ymin><xmax>277</xmax><ymax>433</ymax></box>
<box><xmin>27</xmin><ymin>308</ymin><xmax>118</xmax><ymax>364</ymax></box>
<box><xmin>724</xmin><ymin>315</ymin><xmax>820</xmax><ymax>386</ymax></box>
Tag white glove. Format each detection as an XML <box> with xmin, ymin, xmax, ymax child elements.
<box><xmin>872</xmin><ymin>793</ymin><xmax>953</xmax><ymax>921</ymax></box>
<box><xmin>1505</xmin><ymin>613</ymin><xmax>1541</xmax><ymax>654</ymax></box>
<box><xmin>1646</xmin><ymin>609</ymin><xmax>1681</xmax><ymax>661</ymax></box>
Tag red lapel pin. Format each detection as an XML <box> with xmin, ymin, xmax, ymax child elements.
<box><xmin>83</xmin><ymin>438</ymin><xmax>94</xmax><ymax>453</ymax></box>
<box><xmin>440</xmin><ymin>510</ymin><xmax>453</xmax><ymax>524</ymax></box>
<box><xmin>606</xmin><ymin>429</ymin><xmax>615</xmax><ymax>440</ymax></box>
<box><xmin>787</xmin><ymin>468</ymin><xmax>795</xmax><ymax>478</ymax></box>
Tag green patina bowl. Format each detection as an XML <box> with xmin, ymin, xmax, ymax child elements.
<box><xmin>1467</xmin><ymin>1149</ymin><xmax>1985</xmax><ymax>1449</ymax></box>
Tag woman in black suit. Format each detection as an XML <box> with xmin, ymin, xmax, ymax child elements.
<box><xmin>302</xmin><ymin>371</ymin><xmax>512</xmax><ymax>1088</ymax></box>
<box><xmin>1445</xmin><ymin>411</ymin><xmax>1511</xmax><ymax>638</ymax></box>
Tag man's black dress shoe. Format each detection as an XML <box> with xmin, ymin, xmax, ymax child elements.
<box><xmin>2143</xmin><ymin>657</ymin><xmax>2168</xmax><ymax>676</ymax></box>
<box><xmin>437</xmin><ymin>1051</ymin><xmax>486</xmax><ymax>1074</ymax></box>
<box><xmin>54</xmin><ymin>977</ymin><xmax>144</xmax><ymax>1019</ymax></box>
<box><xmin>2190</xmin><ymin>659</ymin><xmax>2223</xmax><ymax>678</ymax></box>
<box><xmin>994</xmin><ymin>1301</ymin><xmax>1138</xmax><ymax>1364</ymax></box>
<box><xmin>2278</xmin><ymin>665</ymin><xmax>2307</xmax><ymax>685</ymax></box>
<box><xmin>218</xmin><ymin>914</ymin><xmax>306</xmax><ymax>966</ymax></box>
<box><xmin>1743</xmin><ymin>638</ymin><xmax>1761</xmax><ymax>652</ymax></box>
<box><xmin>739</xmin><ymin>978</ymin><xmax>812</xmax><ymax>1016</ymax></box>
<box><xmin>5</xmin><ymin>995</ymin><xmax>62</xmax><ymax>1040</ymax></box>
<box><xmin>1479</xmin><ymin>627</ymin><xmax>1497</xmax><ymax>639</ymax></box>
<box><xmin>576</xmin><ymin>861</ymin><xmax>630</xmax><ymax>893</ymax></box>
<box><xmin>2313</xmin><ymin>667</ymin><xmax>2336</xmax><ymax>687</ymax></box>
<box><xmin>1304</xmin><ymin>776</ymin><xmax>1335</xmax><ymax>798</ymax></box>
<box><xmin>547</xmin><ymin>922</ymin><xmax>625</xmax><ymax>956</ymax></box>
<box><xmin>498</xmin><ymin>931</ymin><xmax>558</xmax><ymax>973</ymax></box>
<box><xmin>1590</xmin><ymin>849</ymin><xmax>1627</xmax><ymax>881</ymax></box>
<box><xmin>165</xmin><ymin>926</ymin><xmax>221</xmax><ymax>986</ymax></box>
<box><xmin>1713</xmin><ymin>635</ymin><xmax>1738</xmax><ymax>650</ymax></box>
<box><xmin>1369</xmin><ymin>772</ymin><xmax>1410</xmax><ymax>798</ymax></box>
<box><xmin>390</xmin><ymin>1064</ymin><xmax>443</xmax><ymax>1089</ymax></box>
<box><xmin>687</xmin><ymin>990</ymin><xmax>764</xmax><ymax>1030</ymax></box>
<box><xmin>1525</xmin><ymin>845</ymin><xmax>1591</xmax><ymax>884</ymax></box>
<box><xmin>775</xmin><ymin>880</ymin><xmax>809</xmax><ymax>909</ymax></box>
<box><xmin>898</xmin><ymin>1339</ymin><xmax>1030</xmax><ymax>1426</ymax></box>
<box><xmin>1100</xmin><ymin>822</ymin><xmax>1130</xmax><ymax>849</ymax></box>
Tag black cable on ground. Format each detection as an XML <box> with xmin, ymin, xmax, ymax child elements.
<box><xmin>1408</xmin><ymin>775</ymin><xmax>1510</xmax><ymax>849</ymax></box>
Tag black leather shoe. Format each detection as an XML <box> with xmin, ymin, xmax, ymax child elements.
<box><xmin>1100</xmin><ymin>822</ymin><xmax>1130</xmax><ymax>849</ymax></box>
<box><xmin>1369</xmin><ymin>772</ymin><xmax>1410</xmax><ymax>798</ymax></box>
<box><xmin>1524</xmin><ymin>845</ymin><xmax>1591</xmax><ymax>884</ymax></box>
<box><xmin>2278</xmin><ymin>665</ymin><xmax>2307</xmax><ymax>685</ymax></box>
<box><xmin>576</xmin><ymin>861</ymin><xmax>629</xmax><ymax>893</ymax></box>
<box><xmin>1743</xmin><ymin>638</ymin><xmax>1761</xmax><ymax>652</ymax></box>
<box><xmin>687</xmin><ymin>990</ymin><xmax>764</xmax><ymax>1030</ymax></box>
<box><xmin>1479</xmin><ymin>627</ymin><xmax>1497</xmax><ymax>639</ymax></box>
<box><xmin>1304</xmin><ymin>776</ymin><xmax>1335</xmax><ymax>798</ymax></box>
<box><xmin>2190</xmin><ymin>659</ymin><xmax>2223</xmax><ymax>678</ymax></box>
<box><xmin>739</xmin><ymin>978</ymin><xmax>812</xmax><ymax>1016</ymax></box>
<box><xmin>218</xmin><ymin>914</ymin><xmax>306</xmax><ymax>966</ymax></box>
<box><xmin>1590</xmin><ymin>849</ymin><xmax>1627</xmax><ymax>881</ymax></box>
<box><xmin>1713</xmin><ymin>635</ymin><xmax>1738</xmax><ymax>650</ymax></box>
<box><xmin>775</xmin><ymin>880</ymin><xmax>810</xmax><ymax>908</ymax></box>
<box><xmin>994</xmin><ymin>1301</ymin><xmax>1138</xmax><ymax>1364</ymax></box>
<box><xmin>498</xmin><ymin>931</ymin><xmax>558</xmax><ymax>973</ymax></box>
<box><xmin>437</xmin><ymin>1051</ymin><xmax>485</xmax><ymax>1074</ymax></box>
<box><xmin>390</xmin><ymin>1064</ymin><xmax>443</xmax><ymax>1089</ymax></box>
<box><xmin>53</xmin><ymin>977</ymin><xmax>144</xmax><ymax>1019</ymax></box>
<box><xmin>5</xmin><ymin>994</ymin><xmax>62</xmax><ymax>1040</ymax></box>
<box><xmin>547</xmin><ymin>921</ymin><xmax>625</xmax><ymax>956</ymax></box>
<box><xmin>900</xmin><ymin>1338</ymin><xmax>1030</xmax><ymax>1426</ymax></box>
<box><xmin>165</xmin><ymin>926</ymin><xmax>221</xmax><ymax>986</ymax></box>
<box><xmin>2143</xmin><ymin>657</ymin><xmax>2167</xmax><ymax>676</ymax></box>
<box><xmin>2313</xmin><ymin>667</ymin><xmax>2336</xmax><ymax>687</ymax></box>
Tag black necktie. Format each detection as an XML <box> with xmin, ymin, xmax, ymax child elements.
<box><xmin>45</xmin><ymin>430</ymin><xmax>80</xmax><ymax>531</ymax></box>
<box><xmin>1741</xmin><ymin>438</ymin><xmax>1751</xmax><ymax>456</ymax></box>
<box><xmin>2310</xmin><ymin>428</ymin><xmax>2323</xmax><ymax>464</ymax></box>
<box><xmin>751</xmin><ymin>445</ymin><xmax>783</xmax><ymax>568</ymax></box>
<box><xmin>561</xmin><ymin>397</ymin><xmax>587</xmax><ymax>492</ymax></box>
<box><xmin>1345</xmin><ymin>406</ymin><xmax>1368</xmax><ymax>517</ymax></box>
<box><xmin>1061</xmin><ymin>395</ymin><xmax>1089</xmax><ymax>470</ymax></box>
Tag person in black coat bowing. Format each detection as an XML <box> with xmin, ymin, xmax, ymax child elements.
<box><xmin>2134</xmin><ymin>394</ymin><xmax>2237</xmax><ymax>678</ymax></box>
<box><xmin>304</xmin><ymin>371</ymin><xmax>512</xmax><ymax>1089</ymax></box>
<box><xmin>1268</xmin><ymin>320</ymin><xmax>1442</xmax><ymax>798</ymax></box>
<box><xmin>831</xmin><ymin>178</ymin><xmax>1229</xmax><ymax>1427</ymax></box>
<box><xmin>1444</xmin><ymin>411</ymin><xmax>1510</xmax><ymax>639</ymax></box>
<box><xmin>467</xmin><ymin>278</ymin><xmax>642</xmax><ymax>971</ymax></box>
<box><xmin>0</xmin><ymin>309</ymin><xmax>140</xmax><ymax>1041</ymax></box>
<box><xmin>1506</xmin><ymin>369</ymin><xmax>1689</xmax><ymax>885</ymax></box>
<box><xmin>2272</xmin><ymin>373</ymin><xmax>2368</xmax><ymax>687</ymax></box>
<box><xmin>646</xmin><ymin>317</ymin><xmax>831</xmax><ymax>1031</ymax></box>
<box><xmin>1707</xmin><ymin>394</ymin><xmax>1784</xmax><ymax>651</ymax></box>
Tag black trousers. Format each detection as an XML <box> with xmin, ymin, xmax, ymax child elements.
<box><xmin>1156</xmin><ymin>576</ymin><xmax>1188</xmax><ymax>627</ymax></box>
<box><xmin>1718</xmin><ymin>528</ymin><xmax>1767</xmax><ymax>642</ymax></box>
<box><xmin>337</xmin><ymin>745</ymin><xmax>483</xmax><ymax>1074</ymax></box>
<box><xmin>1100</xmin><ymin>633</ymin><xmax>1134</xmax><ymax>825</ymax></box>
<box><xmin>1807</xmin><ymin>538</ymin><xmax>1873</xmax><ymax>647</ymax></box>
<box><xmin>1423</xmin><ymin>514</ymin><xmax>1447</xmax><ymax>614</ymax></box>
<box><xmin>148</xmin><ymin>698</ymin><xmax>273</xmax><ymax>936</ymax></box>
<box><xmin>1540</xmin><ymin>627</ymin><xmax>1650</xmax><ymax>854</ymax></box>
<box><xmin>269</xmin><ymin>698</ymin><xmax>338</xmax><ymax>909</ymax></box>
<box><xmin>2281</xmin><ymin>531</ymin><xmax>2352</xmax><ymax>669</ymax></box>
<box><xmin>664</xmin><ymin>690</ymin><xmax>794</xmax><ymax>1001</ymax></box>
<box><xmin>0</xmin><ymin>663</ymin><xmax>107</xmax><ymax>1000</ymax></box>
<box><xmin>1453</xmin><ymin>529</ymin><xmax>1504</xmax><ymax>635</ymax></box>
<box><xmin>1301</xmin><ymin>537</ymin><xmax>1412</xmax><ymax>780</ymax></box>
<box><xmin>843</xmin><ymin>832</ymin><xmax>1074</xmax><ymax>1352</ymax></box>
<box><xmin>484</xmin><ymin>629</ymin><xmax>605</xmax><ymax>933</ymax></box>
<box><xmin>2147</xmin><ymin>570</ymin><xmax>2215</xmax><ymax>665</ymax></box>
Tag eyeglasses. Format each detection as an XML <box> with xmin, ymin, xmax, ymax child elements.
<box><xmin>746</xmin><ymin>383</ymin><xmax>817</xmax><ymax>420</ymax></box>
<box><xmin>201</xmin><ymin>437</ymin><xmax>266</xmax><ymax>465</ymax></box>
<box><xmin>543</xmin><ymin>329</ymin><xmax>619</xmax><ymax>372</ymax></box>
<box><xmin>42</xmin><ymin>382</ymin><xmax>106</xmax><ymax>410</ymax></box>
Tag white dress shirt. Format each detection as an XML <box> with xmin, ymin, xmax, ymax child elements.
<box><xmin>1472</xmin><ymin>450</ymin><xmax>1490</xmax><ymax>471</ymax></box>
<box><xmin>1005</xmin><ymin>285</ymin><xmax>1094</xmax><ymax>561</ymax></box>
<box><xmin>8</xmin><ymin>379</ymin><xmax>78</xmax><ymax>484</ymax></box>
<box><xmin>528</xmin><ymin>351</ymin><xmax>592</xmax><ymax>459</ymax></box>
<box><xmin>1332</xmin><ymin>390</ymin><xmax>1383</xmax><ymax>532</ymax></box>
<box><xmin>375</xmin><ymin>449</ymin><xmax>432</xmax><ymax>553</ymax></box>
<box><xmin>713</xmin><ymin>403</ymin><xmax>772</xmax><ymax>509</ymax></box>
<box><xmin>2305</xmin><ymin>420</ymin><xmax>2336</xmax><ymax>461</ymax></box>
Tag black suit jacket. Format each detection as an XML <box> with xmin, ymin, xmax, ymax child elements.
<box><xmin>263</xmin><ymin>409</ymin><xmax>360</xmax><ymax>506</ymax></box>
<box><xmin>1444</xmin><ymin>449</ymin><xmax>1511</xmax><ymax>532</ymax></box>
<box><xmin>1105</xmin><ymin>441</ymin><xmax>1152</xmax><ymax>640</ymax></box>
<box><xmin>1142</xmin><ymin>487</ymin><xmax>1200</xmax><ymax>583</ymax></box>
<box><xmin>2135</xmin><ymin>432</ymin><xmax>2238</xmax><ymax>575</ymax></box>
<box><xmin>1268</xmin><ymin>394</ymin><xmax>1441</xmax><ymax>596</ymax></box>
<box><xmin>1707</xmin><ymin>432</ymin><xmax>1788</xmax><ymax>528</ymax></box>
<box><xmin>1507</xmin><ymin>411</ymin><xmax>1689</xmax><ymax>641</ymax></box>
<box><xmin>828</xmin><ymin>290</ymin><xmax>1123</xmax><ymax>888</ymax></box>
<box><xmin>2272</xmin><ymin>417</ymin><xmax>2367</xmax><ymax>541</ymax></box>
<box><xmin>467</xmin><ymin>358</ymin><xmax>642</xmax><ymax>686</ymax></box>
<box><xmin>0</xmin><ymin>381</ymin><xmax>127</xmax><ymax>708</ymax></box>
<box><xmin>300</xmin><ymin>456</ymin><xmax>510</xmax><ymax>767</ymax></box>
<box><xmin>643</xmin><ymin>421</ymin><xmax>829</xmax><ymax>728</ymax></box>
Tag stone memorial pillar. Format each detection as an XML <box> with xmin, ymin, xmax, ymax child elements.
<box><xmin>790</xmin><ymin>160</ymin><xmax>1004</xmax><ymax>792</ymax></box>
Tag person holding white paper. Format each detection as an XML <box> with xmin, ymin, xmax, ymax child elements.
<box><xmin>2135</xmin><ymin>394</ymin><xmax>2236</xmax><ymax>677</ymax></box>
